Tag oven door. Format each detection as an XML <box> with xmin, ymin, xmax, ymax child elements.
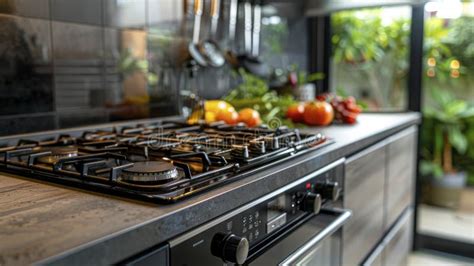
<box><xmin>247</xmin><ymin>208</ymin><xmax>351</xmax><ymax>266</ymax></box>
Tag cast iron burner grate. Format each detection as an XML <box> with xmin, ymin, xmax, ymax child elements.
<box><xmin>0</xmin><ymin>121</ymin><xmax>332</xmax><ymax>203</ymax></box>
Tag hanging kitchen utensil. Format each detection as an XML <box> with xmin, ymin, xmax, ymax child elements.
<box><xmin>177</xmin><ymin>0</ymin><xmax>191</xmax><ymax>66</ymax></box>
<box><xmin>198</xmin><ymin>0</ymin><xmax>226</xmax><ymax>67</ymax></box>
<box><xmin>251</xmin><ymin>0</ymin><xmax>261</xmax><ymax>58</ymax></box>
<box><xmin>188</xmin><ymin>0</ymin><xmax>208</xmax><ymax>67</ymax></box>
<box><xmin>224</xmin><ymin>0</ymin><xmax>239</xmax><ymax>67</ymax></box>
<box><xmin>237</xmin><ymin>0</ymin><xmax>270</xmax><ymax>78</ymax></box>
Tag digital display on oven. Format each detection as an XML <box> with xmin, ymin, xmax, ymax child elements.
<box><xmin>267</xmin><ymin>195</ymin><xmax>286</xmax><ymax>221</ymax></box>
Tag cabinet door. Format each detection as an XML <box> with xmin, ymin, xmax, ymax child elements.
<box><xmin>385</xmin><ymin>127</ymin><xmax>417</xmax><ymax>230</ymax></box>
<box><xmin>343</xmin><ymin>142</ymin><xmax>386</xmax><ymax>265</ymax></box>
<box><xmin>383</xmin><ymin>209</ymin><xmax>413</xmax><ymax>266</ymax></box>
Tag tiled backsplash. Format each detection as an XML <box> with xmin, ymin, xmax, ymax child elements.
<box><xmin>0</xmin><ymin>0</ymin><xmax>308</xmax><ymax>136</ymax></box>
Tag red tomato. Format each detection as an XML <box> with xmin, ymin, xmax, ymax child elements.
<box><xmin>303</xmin><ymin>101</ymin><xmax>334</xmax><ymax>126</ymax></box>
<box><xmin>286</xmin><ymin>103</ymin><xmax>305</xmax><ymax>123</ymax></box>
<box><xmin>238</xmin><ymin>108</ymin><xmax>262</xmax><ymax>127</ymax></box>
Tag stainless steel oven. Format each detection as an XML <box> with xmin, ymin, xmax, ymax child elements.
<box><xmin>249</xmin><ymin>208</ymin><xmax>351</xmax><ymax>265</ymax></box>
<box><xmin>166</xmin><ymin>159</ymin><xmax>351</xmax><ymax>265</ymax></box>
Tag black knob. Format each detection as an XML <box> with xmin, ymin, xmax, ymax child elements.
<box><xmin>211</xmin><ymin>233</ymin><xmax>249</xmax><ymax>265</ymax></box>
<box><xmin>314</xmin><ymin>181</ymin><xmax>340</xmax><ymax>201</ymax></box>
<box><xmin>300</xmin><ymin>192</ymin><xmax>322</xmax><ymax>214</ymax></box>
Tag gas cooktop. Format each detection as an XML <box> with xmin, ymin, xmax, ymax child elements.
<box><xmin>0</xmin><ymin>121</ymin><xmax>332</xmax><ymax>203</ymax></box>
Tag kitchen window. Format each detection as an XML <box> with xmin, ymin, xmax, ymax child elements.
<box><xmin>330</xmin><ymin>6</ymin><xmax>412</xmax><ymax>111</ymax></box>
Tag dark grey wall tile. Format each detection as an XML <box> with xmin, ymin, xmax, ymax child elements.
<box><xmin>147</xmin><ymin>0</ymin><xmax>184</xmax><ymax>30</ymax></box>
<box><xmin>103</xmin><ymin>28</ymin><xmax>150</xmax><ymax>108</ymax></box>
<box><xmin>54</xmin><ymin>78</ymin><xmax>102</xmax><ymax>110</ymax></box>
<box><xmin>147</xmin><ymin>0</ymin><xmax>187</xmax><ymax>67</ymax></box>
<box><xmin>108</xmin><ymin>104</ymin><xmax>151</xmax><ymax>121</ymax></box>
<box><xmin>103</xmin><ymin>28</ymin><xmax>119</xmax><ymax>60</ymax></box>
<box><xmin>0</xmin><ymin>15</ymin><xmax>53</xmax><ymax>115</ymax></box>
<box><xmin>103</xmin><ymin>28</ymin><xmax>149</xmax><ymax>61</ymax></box>
<box><xmin>0</xmin><ymin>15</ymin><xmax>52</xmax><ymax>63</ymax></box>
<box><xmin>0</xmin><ymin>0</ymin><xmax>50</xmax><ymax>19</ymax></box>
<box><xmin>147</xmin><ymin>32</ymin><xmax>186</xmax><ymax>67</ymax></box>
<box><xmin>51</xmin><ymin>22</ymin><xmax>105</xmax><ymax>112</ymax></box>
<box><xmin>52</xmin><ymin>21</ymin><xmax>104</xmax><ymax>60</ymax></box>
<box><xmin>0</xmin><ymin>0</ymin><xmax>309</xmax><ymax>136</ymax></box>
<box><xmin>103</xmin><ymin>0</ymin><xmax>146</xmax><ymax>29</ymax></box>
<box><xmin>149</xmin><ymin>101</ymin><xmax>179</xmax><ymax>118</ymax></box>
<box><xmin>58</xmin><ymin>109</ymin><xmax>108</xmax><ymax>128</ymax></box>
<box><xmin>0</xmin><ymin>114</ymin><xmax>56</xmax><ymax>136</ymax></box>
<box><xmin>51</xmin><ymin>0</ymin><xmax>102</xmax><ymax>25</ymax></box>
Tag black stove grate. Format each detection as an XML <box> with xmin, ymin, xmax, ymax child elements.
<box><xmin>0</xmin><ymin>121</ymin><xmax>332</xmax><ymax>203</ymax></box>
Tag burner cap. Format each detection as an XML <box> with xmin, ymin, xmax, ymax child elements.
<box><xmin>121</xmin><ymin>161</ymin><xmax>179</xmax><ymax>183</ymax></box>
<box><xmin>37</xmin><ymin>146</ymin><xmax>78</xmax><ymax>164</ymax></box>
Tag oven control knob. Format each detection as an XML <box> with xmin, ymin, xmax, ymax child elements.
<box><xmin>211</xmin><ymin>232</ymin><xmax>249</xmax><ymax>265</ymax></box>
<box><xmin>314</xmin><ymin>181</ymin><xmax>340</xmax><ymax>201</ymax></box>
<box><xmin>300</xmin><ymin>192</ymin><xmax>322</xmax><ymax>214</ymax></box>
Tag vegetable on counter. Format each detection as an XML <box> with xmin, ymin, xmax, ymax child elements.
<box><xmin>191</xmin><ymin>71</ymin><xmax>363</xmax><ymax>128</ymax></box>
<box><xmin>223</xmin><ymin>70</ymin><xmax>297</xmax><ymax>127</ymax></box>
<box><xmin>286</xmin><ymin>94</ymin><xmax>363</xmax><ymax>126</ymax></box>
<box><xmin>188</xmin><ymin>99</ymin><xmax>262</xmax><ymax>127</ymax></box>
<box><xmin>238</xmin><ymin>108</ymin><xmax>262</xmax><ymax>127</ymax></box>
<box><xmin>286</xmin><ymin>103</ymin><xmax>305</xmax><ymax>123</ymax></box>
<box><xmin>318</xmin><ymin>93</ymin><xmax>362</xmax><ymax>124</ymax></box>
<box><xmin>303</xmin><ymin>101</ymin><xmax>334</xmax><ymax>126</ymax></box>
<box><xmin>188</xmin><ymin>100</ymin><xmax>237</xmax><ymax>124</ymax></box>
<box><xmin>216</xmin><ymin>108</ymin><xmax>239</xmax><ymax>125</ymax></box>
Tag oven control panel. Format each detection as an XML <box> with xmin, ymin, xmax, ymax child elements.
<box><xmin>169</xmin><ymin>162</ymin><xmax>343</xmax><ymax>266</ymax></box>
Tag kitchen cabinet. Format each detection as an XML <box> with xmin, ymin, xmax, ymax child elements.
<box><xmin>343</xmin><ymin>142</ymin><xmax>386</xmax><ymax>265</ymax></box>
<box><xmin>385</xmin><ymin>128</ymin><xmax>417</xmax><ymax>230</ymax></box>
<box><xmin>343</xmin><ymin>126</ymin><xmax>418</xmax><ymax>265</ymax></box>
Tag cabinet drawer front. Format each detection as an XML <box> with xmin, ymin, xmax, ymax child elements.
<box><xmin>383</xmin><ymin>209</ymin><xmax>413</xmax><ymax>266</ymax></box>
<box><xmin>364</xmin><ymin>208</ymin><xmax>414</xmax><ymax>266</ymax></box>
<box><xmin>343</xmin><ymin>144</ymin><xmax>386</xmax><ymax>265</ymax></box>
<box><xmin>386</xmin><ymin>128</ymin><xmax>417</xmax><ymax>229</ymax></box>
<box><xmin>362</xmin><ymin>244</ymin><xmax>384</xmax><ymax>266</ymax></box>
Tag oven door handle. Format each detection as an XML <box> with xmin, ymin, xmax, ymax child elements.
<box><xmin>279</xmin><ymin>208</ymin><xmax>352</xmax><ymax>266</ymax></box>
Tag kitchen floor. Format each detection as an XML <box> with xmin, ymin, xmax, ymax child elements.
<box><xmin>413</xmin><ymin>195</ymin><xmax>474</xmax><ymax>266</ymax></box>
<box><xmin>418</xmin><ymin>203</ymin><xmax>474</xmax><ymax>244</ymax></box>
<box><xmin>409</xmin><ymin>251</ymin><xmax>473</xmax><ymax>266</ymax></box>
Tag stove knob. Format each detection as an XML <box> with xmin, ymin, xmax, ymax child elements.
<box><xmin>300</xmin><ymin>192</ymin><xmax>322</xmax><ymax>214</ymax></box>
<box><xmin>211</xmin><ymin>232</ymin><xmax>249</xmax><ymax>265</ymax></box>
<box><xmin>314</xmin><ymin>181</ymin><xmax>340</xmax><ymax>201</ymax></box>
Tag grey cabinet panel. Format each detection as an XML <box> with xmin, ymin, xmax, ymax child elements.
<box><xmin>383</xmin><ymin>209</ymin><xmax>413</xmax><ymax>266</ymax></box>
<box><xmin>343</xmin><ymin>142</ymin><xmax>386</xmax><ymax>265</ymax></box>
<box><xmin>362</xmin><ymin>244</ymin><xmax>384</xmax><ymax>266</ymax></box>
<box><xmin>344</xmin><ymin>126</ymin><xmax>417</xmax><ymax>266</ymax></box>
<box><xmin>363</xmin><ymin>208</ymin><xmax>414</xmax><ymax>266</ymax></box>
<box><xmin>385</xmin><ymin>127</ymin><xmax>417</xmax><ymax>230</ymax></box>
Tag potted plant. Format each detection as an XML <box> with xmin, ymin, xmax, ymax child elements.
<box><xmin>287</xmin><ymin>65</ymin><xmax>325</xmax><ymax>101</ymax></box>
<box><xmin>420</xmin><ymin>87</ymin><xmax>474</xmax><ymax>209</ymax></box>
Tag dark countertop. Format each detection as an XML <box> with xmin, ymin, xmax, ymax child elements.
<box><xmin>0</xmin><ymin>113</ymin><xmax>421</xmax><ymax>265</ymax></box>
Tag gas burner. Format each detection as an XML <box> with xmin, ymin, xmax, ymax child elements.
<box><xmin>0</xmin><ymin>121</ymin><xmax>331</xmax><ymax>202</ymax></box>
<box><xmin>126</xmin><ymin>154</ymin><xmax>148</xmax><ymax>162</ymax></box>
<box><xmin>37</xmin><ymin>146</ymin><xmax>79</xmax><ymax>164</ymax></box>
<box><xmin>121</xmin><ymin>161</ymin><xmax>179</xmax><ymax>183</ymax></box>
